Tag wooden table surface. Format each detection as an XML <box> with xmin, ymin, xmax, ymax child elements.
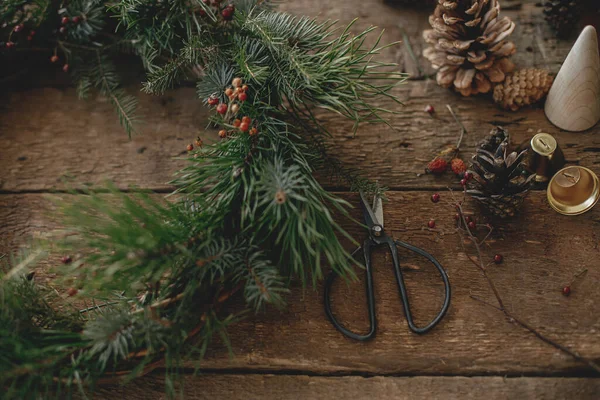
<box><xmin>2</xmin><ymin>0</ymin><xmax>600</xmax><ymax>398</ymax></box>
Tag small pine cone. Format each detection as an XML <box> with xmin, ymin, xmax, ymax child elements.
<box><xmin>427</xmin><ymin>157</ymin><xmax>448</xmax><ymax>175</ymax></box>
<box><xmin>451</xmin><ymin>158</ymin><xmax>467</xmax><ymax>176</ymax></box>
<box><xmin>493</xmin><ymin>68</ymin><xmax>554</xmax><ymax>111</ymax></box>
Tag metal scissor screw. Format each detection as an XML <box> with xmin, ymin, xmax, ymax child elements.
<box><xmin>371</xmin><ymin>225</ymin><xmax>383</xmax><ymax>237</ymax></box>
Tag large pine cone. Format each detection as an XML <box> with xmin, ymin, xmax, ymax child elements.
<box><xmin>423</xmin><ymin>0</ymin><xmax>517</xmax><ymax>96</ymax></box>
<box><xmin>493</xmin><ymin>68</ymin><xmax>554</xmax><ymax>111</ymax></box>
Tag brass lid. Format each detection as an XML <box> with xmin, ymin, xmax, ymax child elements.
<box><xmin>531</xmin><ymin>133</ymin><xmax>557</xmax><ymax>157</ymax></box>
<box><xmin>547</xmin><ymin>166</ymin><xmax>600</xmax><ymax>215</ymax></box>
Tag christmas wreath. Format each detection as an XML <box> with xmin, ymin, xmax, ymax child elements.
<box><xmin>0</xmin><ymin>0</ymin><xmax>405</xmax><ymax>398</ymax></box>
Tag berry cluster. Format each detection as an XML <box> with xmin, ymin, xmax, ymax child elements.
<box><xmin>198</xmin><ymin>0</ymin><xmax>235</xmax><ymax>21</ymax></box>
<box><xmin>58</xmin><ymin>14</ymin><xmax>83</xmax><ymax>35</ymax></box>
<box><xmin>206</xmin><ymin>77</ymin><xmax>259</xmax><ymax>140</ymax></box>
<box><xmin>426</xmin><ymin>156</ymin><xmax>467</xmax><ymax>178</ymax></box>
<box><xmin>2</xmin><ymin>23</ymin><xmax>35</xmax><ymax>49</ymax></box>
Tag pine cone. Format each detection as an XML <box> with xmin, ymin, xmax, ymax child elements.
<box><xmin>467</xmin><ymin>127</ymin><xmax>535</xmax><ymax>218</ymax></box>
<box><xmin>493</xmin><ymin>68</ymin><xmax>554</xmax><ymax>111</ymax></box>
<box><xmin>543</xmin><ymin>0</ymin><xmax>583</xmax><ymax>38</ymax></box>
<box><xmin>423</xmin><ymin>0</ymin><xmax>517</xmax><ymax>96</ymax></box>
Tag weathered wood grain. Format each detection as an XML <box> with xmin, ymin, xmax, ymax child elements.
<box><xmin>94</xmin><ymin>375</ymin><xmax>600</xmax><ymax>400</ymax></box>
<box><xmin>2</xmin><ymin>192</ymin><xmax>599</xmax><ymax>375</ymax></box>
<box><xmin>2</xmin><ymin>1</ymin><xmax>595</xmax><ymax>193</ymax></box>
<box><xmin>2</xmin><ymin>81</ymin><xmax>600</xmax><ymax>192</ymax></box>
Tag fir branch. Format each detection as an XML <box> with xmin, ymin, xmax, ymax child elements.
<box><xmin>94</xmin><ymin>50</ymin><xmax>137</xmax><ymax>137</ymax></box>
<box><xmin>1</xmin><ymin>1</ymin><xmax>409</xmax><ymax>396</ymax></box>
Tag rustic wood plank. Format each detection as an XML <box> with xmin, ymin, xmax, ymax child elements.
<box><xmin>94</xmin><ymin>375</ymin><xmax>600</xmax><ymax>400</ymax></box>
<box><xmin>3</xmin><ymin>81</ymin><xmax>600</xmax><ymax>192</ymax></box>
<box><xmin>2</xmin><ymin>1</ymin><xmax>595</xmax><ymax>193</ymax></box>
<box><xmin>2</xmin><ymin>192</ymin><xmax>599</xmax><ymax>375</ymax></box>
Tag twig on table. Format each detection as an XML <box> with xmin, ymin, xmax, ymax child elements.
<box><xmin>446</xmin><ymin>104</ymin><xmax>467</xmax><ymax>151</ymax></box>
<box><xmin>449</xmin><ymin>189</ymin><xmax>600</xmax><ymax>374</ymax></box>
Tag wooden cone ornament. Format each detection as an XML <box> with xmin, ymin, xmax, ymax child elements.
<box><xmin>545</xmin><ymin>26</ymin><xmax>600</xmax><ymax>132</ymax></box>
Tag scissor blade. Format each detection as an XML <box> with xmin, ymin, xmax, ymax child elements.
<box><xmin>372</xmin><ymin>197</ymin><xmax>384</xmax><ymax>228</ymax></box>
<box><xmin>359</xmin><ymin>191</ymin><xmax>383</xmax><ymax>228</ymax></box>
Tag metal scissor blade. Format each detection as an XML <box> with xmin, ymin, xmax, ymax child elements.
<box><xmin>359</xmin><ymin>191</ymin><xmax>383</xmax><ymax>228</ymax></box>
<box><xmin>372</xmin><ymin>196</ymin><xmax>384</xmax><ymax>228</ymax></box>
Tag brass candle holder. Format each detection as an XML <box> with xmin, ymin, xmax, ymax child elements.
<box><xmin>547</xmin><ymin>166</ymin><xmax>600</xmax><ymax>215</ymax></box>
<box><xmin>528</xmin><ymin>133</ymin><xmax>565</xmax><ymax>183</ymax></box>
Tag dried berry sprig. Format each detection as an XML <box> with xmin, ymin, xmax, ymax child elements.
<box><xmin>562</xmin><ymin>268</ymin><xmax>588</xmax><ymax>297</ymax></box>
<box><xmin>442</xmin><ymin>188</ymin><xmax>600</xmax><ymax>374</ymax></box>
<box><xmin>425</xmin><ymin>105</ymin><xmax>468</xmax><ymax>177</ymax></box>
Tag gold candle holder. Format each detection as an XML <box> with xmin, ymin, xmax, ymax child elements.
<box><xmin>528</xmin><ymin>133</ymin><xmax>565</xmax><ymax>183</ymax></box>
<box><xmin>547</xmin><ymin>166</ymin><xmax>600</xmax><ymax>215</ymax></box>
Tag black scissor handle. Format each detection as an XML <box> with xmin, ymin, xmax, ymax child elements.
<box><xmin>324</xmin><ymin>241</ymin><xmax>377</xmax><ymax>341</ymax></box>
<box><xmin>324</xmin><ymin>238</ymin><xmax>451</xmax><ymax>340</ymax></box>
<box><xmin>392</xmin><ymin>239</ymin><xmax>451</xmax><ymax>334</ymax></box>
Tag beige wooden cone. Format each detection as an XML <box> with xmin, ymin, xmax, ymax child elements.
<box><xmin>545</xmin><ymin>26</ymin><xmax>600</xmax><ymax>132</ymax></box>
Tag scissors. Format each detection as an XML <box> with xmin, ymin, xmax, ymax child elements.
<box><xmin>324</xmin><ymin>191</ymin><xmax>451</xmax><ymax>341</ymax></box>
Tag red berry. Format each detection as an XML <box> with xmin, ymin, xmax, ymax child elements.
<box><xmin>233</xmin><ymin>119</ymin><xmax>242</xmax><ymax>128</ymax></box>
<box><xmin>426</xmin><ymin>157</ymin><xmax>447</xmax><ymax>175</ymax></box>
<box><xmin>468</xmin><ymin>221</ymin><xmax>476</xmax><ymax>230</ymax></box>
<box><xmin>240</xmin><ymin>122</ymin><xmax>249</xmax><ymax>132</ymax></box>
<box><xmin>216</xmin><ymin>103</ymin><xmax>228</xmax><ymax>115</ymax></box>
<box><xmin>218</xmin><ymin>129</ymin><xmax>227</xmax><ymax>138</ymax></box>
<box><xmin>5</xmin><ymin>41</ymin><xmax>15</xmax><ymax>49</ymax></box>
<box><xmin>241</xmin><ymin>84</ymin><xmax>249</xmax><ymax>92</ymax></box>
<box><xmin>562</xmin><ymin>285</ymin><xmax>571</xmax><ymax>296</ymax></box>
<box><xmin>222</xmin><ymin>7</ymin><xmax>234</xmax><ymax>20</ymax></box>
<box><xmin>494</xmin><ymin>254</ymin><xmax>504</xmax><ymax>264</ymax></box>
<box><xmin>225</xmin><ymin>88</ymin><xmax>234</xmax><ymax>97</ymax></box>
<box><xmin>27</xmin><ymin>35</ymin><xmax>33</xmax><ymax>41</ymax></box>
<box><xmin>66</xmin><ymin>287</ymin><xmax>78</xmax><ymax>297</ymax></box>
<box><xmin>424</xmin><ymin>104</ymin><xmax>435</xmax><ymax>114</ymax></box>
<box><xmin>207</xmin><ymin>96</ymin><xmax>219</xmax><ymax>106</ymax></box>
<box><xmin>427</xmin><ymin>219</ymin><xmax>436</xmax><ymax>229</ymax></box>
<box><xmin>59</xmin><ymin>26</ymin><xmax>66</xmax><ymax>34</ymax></box>
<box><xmin>460</xmin><ymin>178</ymin><xmax>467</xmax><ymax>186</ymax></box>
<box><xmin>238</xmin><ymin>92</ymin><xmax>248</xmax><ymax>102</ymax></box>
<box><xmin>451</xmin><ymin>158</ymin><xmax>467</xmax><ymax>176</ymax></box>
<box><xmin>14</xmin><ymin>24</ymin><xmax>24</xmax><ymax>33</ymax></box>
<box><xmin>431</xmin><ymin>193</ymin><xmax>440</xmax><ymax>203</ymax></box>
<box><xmin>249</xmin><ymin>127</ymin><xmax>258</xmax><ymax>136</ymax></box>
<box><xmin>61</xmin><ymin>16</ymin><xmax>70</xmax><ymax>25</ymax></box>
<box><xmin>50</xmin><ymin>55</ymin><xmax>59</xmax><ymax>63</ymax></box>
<box><xmin>186</xmin><ymin>143</ymin><xmax>194</xmax><ymax>151</ymax></box>
<box><xmin>62</xmin><ymin>64</ymin><xmax>69</xmax><ymax>73</ymax></box>
<box><xmin>61</xmin><ymin>255</ymin><xmax>72</xmax><ymax>264</ymax></box>
<box><xmin>195</xmin><ymin>137</ymin><xmax>203</xmax><ymax>147</ymax></box>
<box><xmin>241</xmin><ymin>116</ymin><xmax>251</xmax><ymax>124</ymax></box>
<box><xmin>72</xmin><ymin>16</ymin><xmax>81</xmax><ymax>23</ymax></box>
<box><xmin>464</xmin><ymin>171</ymin><xmax>472</xmax><ymax>180</ymax></box>
<box><xmin>29</xmin><ymin>30</ymin><xmax>36</xmax><ymax>36</ymax></box>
